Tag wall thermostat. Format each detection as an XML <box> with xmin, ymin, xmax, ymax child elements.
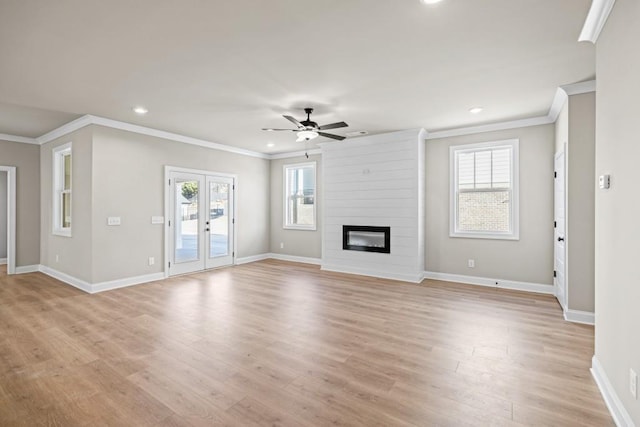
<box><xmin>599</xmin><ymin>174</ymin><xmax>611</xmax><ymax>189</ymax></box>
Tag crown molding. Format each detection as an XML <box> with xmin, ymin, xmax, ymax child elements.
<box><xmin>0</xmin><ymin>133</ymin><xmax>39</xmax><ymax>145</ymax></box>
<box><xmin>89</xmin><ymin>116</ymin><xmax>269</xmax><ymax>159</ymax></box>
<box><xmin>320</xmin><ymin>128</ymin><xmax>427</xmax><ymax>150</ymax></box>
<box><xmin>34</xmin><ymin>114</ymin><xmax>269</xmax><ymax>159</ymax></box>
<box><xmin>269</xmin><ymin>149</ymin><xmax>322</xmax><ymax>160</ymax></box>
<box><xmin>36</xmin><ymin>115</ymin><xmax>94</xmax><ymax>144</ymax></box>
<box><xmin>579</xmin><ymin>0</ymin><xmax>616</xmax><ymax>43</ymax></box>
<box><xmin>561</xmin><ymin>79</ymin><xmax>596</xmax><ymax>95</ymax></box>
<box><xmin>547</xmin><ymin>88</ymin><xmax>569</xmax><ymax>123</ymax></box>
<box><xmin>427</xmin><ymin>79</ymin><xmax>597</xmax><ymax>140</ymax></box>
<box><xmin>547</xmin><ymin>80</ymin><xmax>597</xmax><ymax>122</ymax></box>
<box><xmin>426</xmin><ymin>115</ymin><xmax>552</xmax><ymax>140</ymax></box>
<box><xmin>5</xmin><ymin>80</ymin><xmax>597</xmax><ymax>155</ymax></box>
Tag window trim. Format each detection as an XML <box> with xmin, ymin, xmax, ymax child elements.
<box><xmin>52</xmin><ymin>142</ymin><xmax>72</xmax><ymax>237</ymax></box>
<box><xmin>449</xmin><ymin>139</ymin><xmax>519</xmax><ymax>240</ymax></box>
<box><xmin>283</xmin><ymin>161</ymin><xmax>317</xmax><ymax>231</ymax></box>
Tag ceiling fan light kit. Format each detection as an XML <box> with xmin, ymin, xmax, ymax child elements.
<box><xmin>296</xmin><ymin>130</ymin><xmax>319</xmax><ymax>142</ymax></box>
<box><xmin>262</xmin><ymin>107</ymin><xmax>348</xmax><ymax>143</ymax></box>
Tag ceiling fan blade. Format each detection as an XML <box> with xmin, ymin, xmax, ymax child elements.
<box><xmin>319</xmin><ymin>121</ymin><xmax>348</xmax><ymax>131</ymax></box>
<box><xmin>318</xmin><ymin>132</ymin><xmax>346</xmax><ymax>141</ymax></box>
<box><xmin>283</xmin><ymin>115</ymin><xmax>304</xmax><ymax>129</ymax></box>
<box><xmin>262</xmin><ymin>128</ymin><xmax>297</xmax><ymax>131</ymax></box>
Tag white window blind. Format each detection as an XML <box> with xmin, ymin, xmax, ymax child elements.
<box><xmin>450</xmin><ymin>140</ymin><xmax>519</xmax><ymax>239</ymax></box>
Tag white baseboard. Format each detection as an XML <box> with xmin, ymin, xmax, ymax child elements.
<box><xmin>235</xmin><ymin>253</ymin><xmax>322</xmax><ymax>266</ymax></box>
<box><xmin>15</xmin><ymin>264</ymin><xmax>40</xmax><ymax>274</ymax></box>
<box><xmin>564</xmin><ymin>309</ymin><xmax>595</xmax><ymax>325</ymax></box>
<box><xmin>322</xmin><ymin>264</ymin><xmax>424</xmax><ymax>284</ymax></box>
<box><xmin>0</xmin><ymin>258</ymin><xmax>6</xmax><ymax>265</ymax></box>
<box><xmin>91</xmin><ymin>272</ymin><xmax>165</xmax><ymax>293</ymax></box>
<box><xmin>39</xmin><ymin>265</ymin><xmax>164</xmax><ymax>294</ymax></box>
<box><xmin>269</xmin><ymin>253</ymin><xmax>322</xmax><ymax>265</ymax></box>
<box><xmin>591</xmin><ymin>356</ymin><xmax>635</xmax><ymax>427</ymax></box>
<box><xmin>39</xmin><ymin>265</ymin><xmax>93</xmax><ymax>293</ymax></box>
<box><xmin>423</xmin><ymin>271</ymin><xmax>554</xmax><ymax>295</ymax></box>
<box><xmin>235</xmin><ymin>253</ymin><xmax>271</xmax><ymax>265</ymax></box>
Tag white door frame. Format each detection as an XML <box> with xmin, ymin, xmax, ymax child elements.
<box><xmin>0</xmin><ymin>166</ymin><xmax>16</xmax><ymax>275</ymax></box>
<box><xmin>553</xmin><ymin>147</ymin><xmax>568</xmax><ymax>310</ymax></box>
<box><xmin>164</xmin><ymin>165</ymin><xmax>238</xmax><ymax>278</ymax></box>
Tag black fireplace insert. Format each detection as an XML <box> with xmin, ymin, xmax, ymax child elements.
<box><xmin>342</xmin><ymin>225</ymin><xmax>391</xmax><ymax>254</ymax></box>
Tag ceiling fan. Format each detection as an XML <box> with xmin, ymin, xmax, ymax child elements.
<box><xmin>262</xmin><ymin>108</ymin><xmax>348</xmax><ymax>142</ymax></box>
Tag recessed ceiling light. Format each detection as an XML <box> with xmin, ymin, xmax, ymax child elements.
<box><xmin>420</xmin><ymin>0</ymin><xmax>444</xmax><ymax>4</ymax></box>
<box><xmin>469</xmin><ymin>107</ymin><xmax>484</xmax><ymax>114</ymax></box>
<box><xmin>267</xmin><ymin>143</ymin><xmax>275</xmax><ymax>148</ymax></box>
<box><xmin>133</xmin><ymin>106</ymin><xmax>148</xmax><ymax>115</ymax></box>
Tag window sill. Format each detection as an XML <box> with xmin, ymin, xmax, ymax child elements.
<box><xmin>450</xmin><ymin>232</ymin><xmax>519</xmax><ymax>241</ymax></box>
<box><xmin>283</xmin><ymin>225</ymin><xmax>317</xmax><ymax>231</ymax></box>
<box><xmin>53</xmin><ymin>229</ymin><xmax>72</xmax><ymax>237</ymax></box>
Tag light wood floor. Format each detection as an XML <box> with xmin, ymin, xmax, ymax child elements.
<box><xmin>0</xmin><ymin>260</ymin><xmax>612</xmax><ymax>426</ymax></box>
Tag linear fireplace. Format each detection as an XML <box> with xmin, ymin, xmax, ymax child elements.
<box><xmin>343</xmin><ymin>225</ymin><xmax>391</xmax><ymax>254</ymax></box>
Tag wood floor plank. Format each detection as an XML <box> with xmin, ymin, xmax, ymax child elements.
<box><xmin>0</xmin><ymin>259</ymin><xmax>613</xmax><ymax>425</ymax></box>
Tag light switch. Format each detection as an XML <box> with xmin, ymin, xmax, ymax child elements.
<box><xmin>107</xmin><ymin>217</ymin><xmax>121</xmax><ymax>226</ymax></box>
<box><xmin>151</xmin><ymin>216</ymin><xmax>164</xmax><ymax>224</ymax></box>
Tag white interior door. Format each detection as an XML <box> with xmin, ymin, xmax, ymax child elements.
<box><xmin>168</xmin><ymin>170</ymin><xmax>235</xmax><ymax>276</ymax></box>
<box><xmin>554</xmin><ymin>150</ymin><xmax>567</xmax><ymax>309</ymax></box>
<box><xmin>205</xmin><ymin>176</ymin><xmax>234</xmax><ymax>269</ymax></box>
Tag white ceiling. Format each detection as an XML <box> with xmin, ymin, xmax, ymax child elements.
<box><xmin>0</xmin><ymin>0</ymin><xmax>594</xmax><ymax>153</ymax></box>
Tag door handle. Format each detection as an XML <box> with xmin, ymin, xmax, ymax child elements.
<box><xmin>558</xmin><ymin>237</ymin><xmax>565</xmax><ymax>242</ymax></box>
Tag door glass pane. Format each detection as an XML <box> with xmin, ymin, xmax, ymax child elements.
<box><xmin>210</xmin><ymin>181</ymin><xmax>229</xmax><ymax>257</ymax></box>
<box><xmin>175</xmin><ymin>180</ymin><xmax>199</xmax><ymax>263</ymax></box>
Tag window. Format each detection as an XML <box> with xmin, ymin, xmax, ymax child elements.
<box><xmin>450</xmin><ymin>139</ymin><xmax>519</xmax><ymax>240</ymax></box>
<box><xmin>284</xmin><ymin>162</ymin><xmax>316</xmax><ymax>230</ymax></box>
<box><xmin>53</xmin><ymin>142</ymin><xmax>72</xmax><ymax>236</ymax></box>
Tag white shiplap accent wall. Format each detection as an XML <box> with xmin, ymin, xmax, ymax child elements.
<box><xmin>320</xmin><ymin>129</ymin><xmax>426</xmax><ymax>283</ymax></box>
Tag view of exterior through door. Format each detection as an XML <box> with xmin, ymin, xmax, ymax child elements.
<box><xmin>554</xmin><ymin>150</ymin><xmax>566</xmax><ymax>309</ymax></box>
<box><xmin>168</xmin><ymin>169</ymin><xmax>235</xmax><ymax>276</ymax></box>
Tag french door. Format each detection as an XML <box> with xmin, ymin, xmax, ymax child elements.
<box><xmin>168</xmin><ymin>170</ymin><xmax>235</xmax><ymax>276</ymax></box>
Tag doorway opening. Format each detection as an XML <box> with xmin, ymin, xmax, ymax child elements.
<box><xmin>165</xmin><ymin>166</ymin><xmax>236</xmax><ymax>277</ymax></box>
<box><xmin>0</xmin><ymin>166</ymin><xmax>16</xmax><ymax>275</ymax></box>
<box><xmin>554</xmin><ymin>148</ymin><xmax>567</xmax><ymax>310</ymax></box>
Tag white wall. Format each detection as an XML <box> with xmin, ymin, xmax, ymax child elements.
<box><xmin>594</xmin><ymin>0</ymin><xmax>640</xmax><ymax>423</ymax></box>
<box><xmin>0</xmin><ymin>171</ymin><xmax>6</xmax><ymax>259</ymax></box>
<box><xmin>90</xmin><ymin>125</ymin><xmax>270</xmax><ymax>283</ymax></box>
<box><xmin>566</xmin><ymin>92</ymin><xmax>596</xmax><ymax>313</ymax></box>
<box><xmin>426</xmin><ymin>124</ymin><xmax>555</xmax><ymax>286</ymax></box>
<box><xmin>40</xmin><ymin>127</ymin><xmax>94</xmax><ymax>282</ymax></box>
<box><xmin>39</xmin><ymin>124</ymin><xmax>271</xmax><ymax>284</ymax></box>
<box><xmin>553</xmin><ymin>92</ymin><xmax>596</xmax><ymax>314</ymax></box>
<box><xmin>1</xmin><ymin>139</ymin><xmax>40</xmax><ymax>267</ymax></box>
<box><xmin>270</xmin><ymin>154</ymin><xmax>322</xmax><ymax>260</ymax></box>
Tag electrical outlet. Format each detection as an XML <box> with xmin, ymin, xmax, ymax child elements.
<box><xmin>468</xmin><ymin>259</ymin><xmax>475</xmax><ymax>268</ymax></box>
<box><xmin>55</xmin><ymin>254</ymin><xmax>59</xmax><ymax>263</ymax></box>
<box><xmin>280</xmin><ymin>242</ymin><xmax>284</xmax><ymax>249</ymax></box>
<box><xmin>148</xmin><ymin>257</ymin><xmax>155</xmax><ymax>266</ymax></box>
<box><xmin>631</xmin><ymin>369</ymin><xmax>638</xmax><ymax>399</ymax></box>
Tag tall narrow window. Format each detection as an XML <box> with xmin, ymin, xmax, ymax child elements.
<box><xmin>450</xmin><ymin>139</ymin><xmax>519</xmax><ymax>239</ymax></box>
<box><xmin>53</xmin><ymin>142</ymin><xmax>72</xmax><ymax>236</ymax></box>
<box><xmin>284</xmin><ymin>162</ymin><xmax>316</xmax><ymax>230</ymax></box>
